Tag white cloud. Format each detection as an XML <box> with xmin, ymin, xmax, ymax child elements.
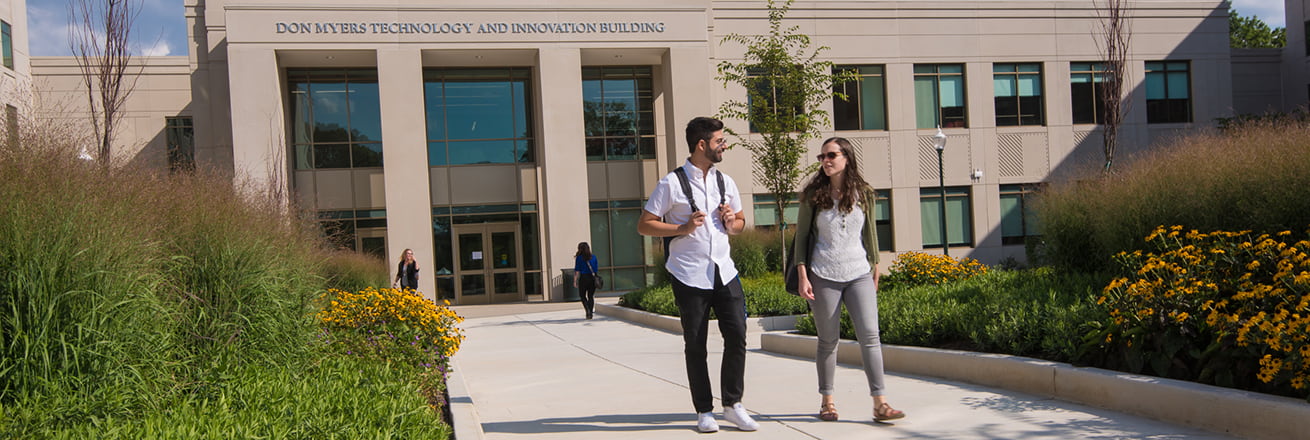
<box><xmin>137</xmin><ymin>41</ymin><xmax>171</xmax><ymax>57</ymax></box>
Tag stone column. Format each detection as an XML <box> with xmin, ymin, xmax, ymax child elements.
<box><xmin>377</xmin><ymin>48</ymin><xmax>438</xmax><ymax>301</ymax></box>
<box><xmin>536</xmin><ymin>47</ymin><xmax>588</xmax><ymax>301</ymax></box>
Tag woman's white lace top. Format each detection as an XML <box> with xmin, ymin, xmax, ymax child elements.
<box><xmin>808</xmin><ymin>200</ymin><xmax>871</xmax><ymax>283</ymax></box>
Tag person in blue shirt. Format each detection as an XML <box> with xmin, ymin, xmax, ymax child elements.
<box><xmin>573</xmin><ymin>242</ymin><xmax>599</xmax><ymax>319</ymax></box>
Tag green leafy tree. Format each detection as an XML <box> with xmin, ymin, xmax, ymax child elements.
<box><xmin>716</xmin><ymin>0</ymin><xmax>857</xmax><ymax>263</ymax></box>
<box><xmin>1230</xmin><ymin>9</ymin><xmax>1286</xmax><ymax>49</ymax></box>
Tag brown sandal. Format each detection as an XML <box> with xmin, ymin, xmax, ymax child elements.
<box><xmin>874</xmin><ymin>402</ymin><xmax>905</xmax><ymax>421</ymax></box>
<box><xmin>818</xmin><ymin>402</ymin><xmax>839</xmax><ymax>421</ymax></box>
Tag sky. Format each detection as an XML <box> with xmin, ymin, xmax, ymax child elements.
<box><xmin>26</xmin><ymin>0</ymin><xmax>1290</xmax><ymax>57</ymax></box>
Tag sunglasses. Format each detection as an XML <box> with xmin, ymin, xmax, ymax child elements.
<box><xmin>816</xmin><ymin>151</ymin><xmax>843</xmax><ymax>161</ymax></box>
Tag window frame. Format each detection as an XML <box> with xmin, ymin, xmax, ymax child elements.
<box><xmin>919</xmin><ymin>186</ymin><xmax>973</xmax><ymax>248</ymax></box>
<box><xmin>1070</xmin><ymin>62</ymin><xmax>1111</xmax><ymax>125</ymax></box>
<box><xmin>1</xmin><ymin>21</ymin><xmax>12</xmax><ymax>70</ymax></box>
<box><xmin>165</xmin><ymin>116</ymin><xmax>195</xmax><ymax>173</ymax></box>
<box><xmin>833</xmin><ymin>65</ymin><xmax>888</xmax><ymax>131</ymax></box>
<box><xmin>582</xmin><ymin>66</ymin><xmax>656</xmax><ymax>161</ymax></box>
<box><xmin>913</xmin><ymin>64</ymin><xmax>968</xmax><ymax>129</ymax></box>
<box><xmin>992</xmin><ymin>63</ymin><xmax>1045</xmax><ymax>127</ymax></box>
<box><xmin>998</xmin><ymin>183</ymin><xmax>1043</xmax><ymax>246</ymax></box>
<box><xmin>1144</xmin><ymin>60</ymin><xmax>1192</xmax><ymax>124</ymax></box>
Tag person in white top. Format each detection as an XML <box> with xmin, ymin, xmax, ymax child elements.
<box><xmin>638</xmin><ymin>117</ymin><xmax>758</xmax><ymax>433</ymax></box>
<box><xmin>792</xmin><ymin>137</ymin><xmax>904</xmax><ymax>423</ymax></box>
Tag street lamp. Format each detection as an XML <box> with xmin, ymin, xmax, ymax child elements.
<box><xmin>932</xmin><ymin>126</ymin><xmax>948</xmax><ymax>257</ymax></box>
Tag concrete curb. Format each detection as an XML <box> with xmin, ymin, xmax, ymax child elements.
<box><xmin>448</xmin><ymin>357</ymin><xmax>484</xmax><ymax>440</ymax></box>
<box><xmin>594</xmin><ymin>302</ymin><xmax>799</xmax><ymax>335</ymax></box>
<box><xmin>761</xmin><ymin>332</ymin><xmax>1310</xmax><ymax>440</ymax></box>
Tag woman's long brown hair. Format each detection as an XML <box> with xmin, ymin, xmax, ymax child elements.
<box><xmin>800</xmin><ymin>137</ymin><xmax>871</xmax><ymax>213</ymax></box>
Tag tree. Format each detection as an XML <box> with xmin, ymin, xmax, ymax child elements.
<box><xmin>69</xmin><ymin>0</ymin><xmax>143</xmax><ymax>167</ymax></box>
<box><xmin>1230</xmin><ymin>9</ymin><xmax>1286</xmax><ymax>49</ymax></box>
<box><xmin>1094</xmin><ymin>0</ymin><xmax>1131</xmax><ymax>174</ymax></box>
<box><xmin>716</xmin><ymin>0</ymin><xmax>857</xmax><ymax>263</ymax></box>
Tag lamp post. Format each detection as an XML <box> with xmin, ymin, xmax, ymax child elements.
<box><xmin>932</xmin><ymin>126</ymin><xmax>948</xmax><ymax>257</ymax></box>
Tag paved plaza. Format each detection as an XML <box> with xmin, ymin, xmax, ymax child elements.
<box><xmin>448</xmin><ymin>298</ymin><xmax>1239</xmax><ymax>440</ymax></box>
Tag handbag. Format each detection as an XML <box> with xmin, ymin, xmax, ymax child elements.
<box><xmin>784</xmin><ymin>202</ymin><xmax>817</xmax><ymax>296</ymax></box>
<box><xmin>589</xmin><ymin>258</ymin><xmax>604</xmax><ymax>289</ymax></box>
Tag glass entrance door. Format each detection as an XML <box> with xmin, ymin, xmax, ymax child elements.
<box><xmin>452</xmin><ymin>223</ymin><xmax>522</xmax><ymax>304</ymax></box>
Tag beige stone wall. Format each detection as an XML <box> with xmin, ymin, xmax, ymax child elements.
<box><xmin>1</xmin><ymin>0</ymin><xmax>31</xmax><ymax>116</ymax></box>
<box><xmin>29</xmin><ymin>56</ymin><xmax>193</xmax><ymax>167</ymax></box>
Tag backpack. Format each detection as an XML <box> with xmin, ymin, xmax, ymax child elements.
<box><xmin>663</xmin><ymin>166</ymin><xmax>726</xmax><ymax>254</ymax></box>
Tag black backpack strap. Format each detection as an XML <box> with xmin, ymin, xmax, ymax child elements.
<box><xmin>665</xmin><ymin>167</ymin><xmax>700</xmax><ymax>254</ymax></box>
<box><xmin>715</xmin><ymin>169</ymin><xmax>726</xmax><ymax>208</ymax></box>
<box><xmin>673</xmin><ymin>167</ymin><xmax>698</xmax><ymax>213</ymax></box>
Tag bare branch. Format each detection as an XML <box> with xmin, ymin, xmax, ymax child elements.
<box><xmin>69</xmin><ymin>0</ymin><xmax>144</xmax><ymax>167</ymax></box>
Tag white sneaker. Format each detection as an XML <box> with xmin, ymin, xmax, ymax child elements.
<box><xmin>697</xmin><ymin>412</ymin><xmax>719</xmax><ymax>433</ymax></box>
<box><xmin>724</xmin><ymin>402</ymin><xmax>759</xmax><ymax>431</ymax></box>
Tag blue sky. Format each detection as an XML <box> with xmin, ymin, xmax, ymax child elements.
<box><xmin>26</xmin><ymin>0</ymin><xmax>1289</xmax><ymax>57</ymax></box>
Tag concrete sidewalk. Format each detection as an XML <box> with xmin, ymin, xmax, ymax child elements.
<box><xmin>449</xmin><ymin>298</ymin><xmax>1237</xmax><ymax>440</ymax></box>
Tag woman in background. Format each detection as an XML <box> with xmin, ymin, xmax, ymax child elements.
<box><xmin>394</xmin><ymin>248</ymin><xmax>419</xmax><ymax>291</ymax></box>
<box><xmin>574</xmin><ymin>242</ymin><xmax>599</xmax><ymax>319</ymax></box>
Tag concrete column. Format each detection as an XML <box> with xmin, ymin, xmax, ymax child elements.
<box><xmin>536</xmin><ymin>47</ymin><xmax>588</xmax><ymax>301</ymax></box>
<box><xmin>226</xmin><ymin>46</ymin><xmax>285</xmax><ymax>200</ymax></box>
<box><xmin>660</xmin><ymin>46</ymin><xmax>714</xmax><ymax>172</ymax></box>
<box><xmin>377</xmin><ymin>48</ymin><xmax>438</xmax><ymax>301</ymax></box>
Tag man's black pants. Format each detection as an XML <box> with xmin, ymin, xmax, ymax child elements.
<box><xmin>670</xmin><ymin>266</ymin><xmax>747</xmax><ymax>414</ymax></box>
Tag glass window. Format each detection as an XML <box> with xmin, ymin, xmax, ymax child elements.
<box><xmin>2</xmin><ymin>21</ymin><xmax>11</xmax><ymax>70</ymax></box>
<box><xmin>317</xmin><ymin>210</ymin><xmax>387</xmax><ymax>258</ymax></box>
<box><xmin>914</xmin><ymin>64</ymin><xmax>967</xmax><ymax>129</ymax></box>
<box><xmin>425</xmin><ymin>68</ymin><xmax>535</xmax><ymax>166</ymax></box>
<box><xmin>920</xmin><ymin>187</ymin><xmax>972</xmax><ymax>248</ymax></box>
<box><xmin>999</xmin><ymin>184</ymin><xmax>1042</xmax><ymax>245</ymax></box>
<box><xmin>1070</xmin><ymin>62</ymin><xmax>1110</xmax><ymax>124</ymax></box>
<box><xmin>287</xmin><ymin>69</ymin><xmax>383</xmax><ymax>170</ymax></box>
<box><xmin>872</xmin><ymin>189</ymin><xmax>892</xmax><ymax>252</ymax></box>
<box><xmin>993</xmin><ymin>63</ymin><xmax>1044</xmax><ymax>126</ymax></box>
<box><xmin>752</xmin><ymin>194</ymin><xmax>799</xmax><ymax>230</ymax></box>
<box><xmin>746</xmin><ymin>67</ymin><xmax>806</xmax><ymax>133</ymax></box>
<box><xmin>165</xmin><ymin>117</ymin><xmax>195</xmax><ymax>173</ymax></box>
<box><xmin>583</xmin><ymin>67</ymin><xmax>656</xmax><ymax>161</ymax></box>
<box><xmin>589</xmin><ymin>200</ymin><xmax>649</xmax><ymax>290</ymax></box>
<box><xmin>1145</xmin><ymin>61</ymin><xmax>1192</xmax><ymax>124</ymax></box>
<box><xmin>834</xmin><ymin>65</ymin><xmax>887</xmax><ymax>131</ymax></box>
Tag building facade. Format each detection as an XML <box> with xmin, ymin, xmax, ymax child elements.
<box><xmin>1</xmin><ymin>0</ymin><xmax>29</xmax><ymax>138</ymax></box>
<box><xmin>29</xmin><ymin>1</ymin><xmax>1246</xmax><ymax>304</ymax></box>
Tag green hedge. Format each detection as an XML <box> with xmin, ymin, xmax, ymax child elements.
<box><xmin>796</xmin><ymin>268</ymin><xmax>1105</xmax><ymax>363</ymax></box>
<box><xmin>619</xmin><ymin>273</ymin><xmax>808</xmax><ymax>317</ymax></box>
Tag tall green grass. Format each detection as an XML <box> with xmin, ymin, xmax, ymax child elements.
<box><xmin>0</xmin><ymin>120</ymin><xmax>444</xmax><ymax>437</ymax></box>
<box><xmin>1034</xmin><ymin>119</ymin><xmax>1310</xmax><ymax>272</ymax></box>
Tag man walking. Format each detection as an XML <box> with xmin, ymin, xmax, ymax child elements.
<box><xmin>638</xmin><ymin>116</ymin><xmax>758</xmax><ymax>433</ymax></box>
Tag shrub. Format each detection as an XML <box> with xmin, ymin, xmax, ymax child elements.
<box><xmin>731</xmin><ymin>228</ymin><xmax>794</xmax><ymax>277</ymax></box>
<box><xmin>797</xmin><ymin>267</ymin><xmax>1103</xmax><ymax>362</ymax></box>
<box><xmin>1034</xmin><ymin>119</ymin><xmax>1310</xmax><ymax>272</ymax></box>
<box><xmin>619</xmin><ymin>274</ymin><xmax>808</xmax><ymax>317</ymax></box>
<box><xmin>318</xmin><ymin>287</ymin><xmax>466</xmax><ymax>370</ymax></box>
<box><xmin>1083</xmin><ymin>225</ymin><xmax>1310</xmax><ymax>400</ymax></box>
<box><xmin>879</xmin><ymin>251</ymin><xmax>988</xmax><ymax>290</ymax></box>
<box><xmin>322</xmin><ymin>250</ymin><xmax>390</xmax><ymax>292</ymax></box>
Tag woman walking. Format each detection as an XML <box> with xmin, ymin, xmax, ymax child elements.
<box><xmin>394</xmin><ymin>248</ymin><xmax>420</xmax><ymax>291</ymax></box>
<box><xmin>573</xmin><ymin>242</ymin><xmax>600</xmax><ymax>319</ymax></box>
<box><xmin>791</xmin><ymin>137</ymin><xmax>905</xmax><ymax>423</ymax></box>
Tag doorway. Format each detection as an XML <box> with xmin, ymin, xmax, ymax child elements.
<box><xmin>452</xmin><ymin>223</ymin><xmax>523</xmax><ymax>304</ymax></box>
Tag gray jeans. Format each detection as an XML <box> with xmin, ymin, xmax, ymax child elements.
<box><xmin>808</xmin><ymin>272</ymin><xmax>886</xmax><ymax>396</ymax></box>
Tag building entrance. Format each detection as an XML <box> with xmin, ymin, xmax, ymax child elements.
<box><xmin>451</xmin><ymin>223</ymin><xmax>523</xmax><ymax>304</ymax></box>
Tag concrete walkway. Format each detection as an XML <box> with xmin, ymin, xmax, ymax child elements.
<box><xmin>448</xmin><ymin>298</ymin><xmax>1241</xmax><ymax>440</ymax></box>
